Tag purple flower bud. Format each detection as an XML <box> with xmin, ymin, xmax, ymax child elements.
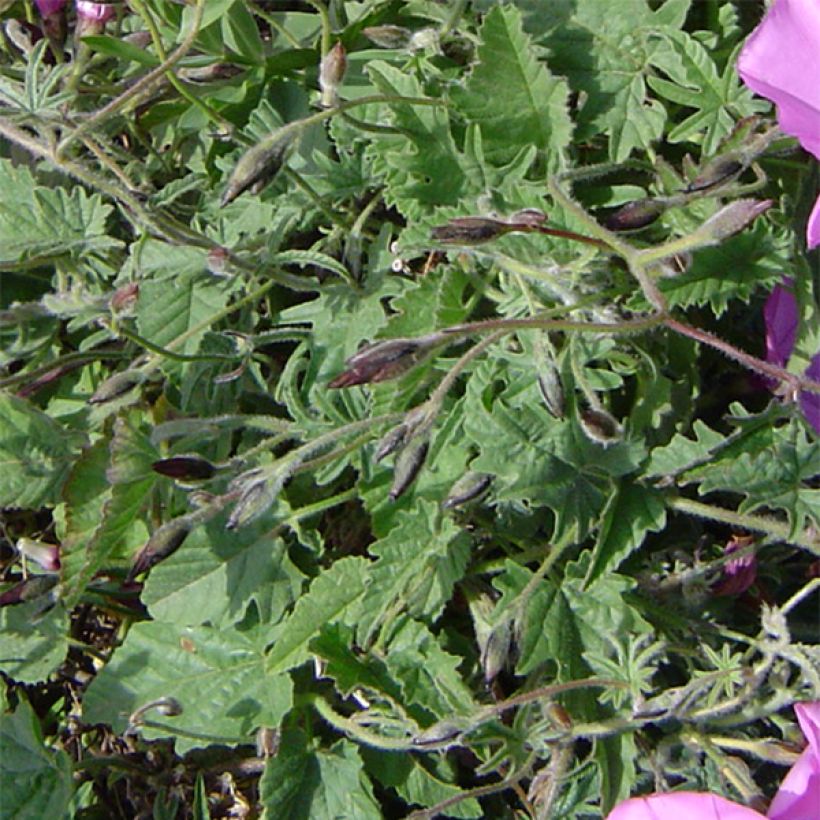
<box><xmin>712</xmin><ymin>536</ymin><xmax>757</xmax><ymax>597</ymax></box>
<box><xmin>16</xmin><ymin>538</ymin><xmax>61</xmax><ymax>572</ymax></box>
<box><xmin>764</xmin><ymin>278</ymin><xmax>798</xmax><ymax>367</ymax></box>
<box><xmin>330</xmin><ymin>337</ymin><xmax>438</xmax><ymax>388</ymax></box>
<box><xmin>698</xmin><ymin>199</ymin><xmax>773</xmax><ymax>244</ymax></box>
<box><xmin>799</xmin><ymin>353</ymin><xmax>820</xmax><ymax>435</ymax></box>
<box><xmin>152</xmin><ymin>455</ymin><xmax>217</xmax><ymax>481</ymax></box>
<box><xmin>604</xmin><ymin>198</ymin><xmax>667</xmax><ymax>232</ymax></box>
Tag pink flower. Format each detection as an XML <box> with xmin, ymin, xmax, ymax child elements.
<box><xmin>607</xmin><ymin>703</ymin><xmax>820</xmax><ymax>820</ymax></box>
<box><xmin>75</xmin><ymin>1</ymin><xmax>116</xmax><ymax>24</ymax></box>
<box><xmin>737</xmin><ymin>0</ymin><xmax>820</xmax><ymax>249</ymax></box>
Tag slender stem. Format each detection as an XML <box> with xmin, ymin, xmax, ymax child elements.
<box><xmin>0</xmin><ymin>348</ymin><xmax>127</xmax><ymax>390</ymax></box>
<box><xmin>130</xmin><ymin>0</ymin><xmax>233</xmax><ymax>135</ymax></box>
<box><xmin>115</xmin><ymin>325</ymin><xmax>242</xmax><ymax>363</ymax></box>
<box><xmin>667</xmin><ymin>496</ymin><xmax>820</xmax><ymax>554</ymax></box>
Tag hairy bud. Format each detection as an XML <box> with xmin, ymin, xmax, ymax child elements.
<box><xmin>330</xmin><ymin>336</ymin><xmax>441</xmax><ymax>388</ymax></box>
<box><xmin>604</xmin><ymin>198</ymin><xmax>667</xmax><ymax>232</ymax></box>
<box><xmin>129</xmin><ymin>520</ymin><xmax>191</xmax><ymax>580</ymax></box>
<box><xmin>319</xmin><ymin>41</ymin><xmax>347</xmax><ymax>108</ymax></box>
<box><xmin>579</xmin><ymin>407</ymin><xmax>622</xmax><ymax>446</ymax></box>
<box><xmin>221</xmin><ymin>126</ymin><xmax>297</xmax><ymax>206</ymax></box>
<box><xmin>88</xmin><ymin>369</ymin><xmax>144</xmax><ymax>405</ymax></box>
<box><xmin>362</xmin><ymin>25</ymin><xmax>412</xmax><ymax>49</ymax></box>
<box><xmin>443</xmin><ymin>471</ymin><xmax>493</xmax><ymax>509</ymax></box>
<box><xmin>698</xmin><ymin>199</ymin><xmax>773</xmax><ymax>244</ymax></box>
<box><xmin>389</xmin><ymin>437</ymin><xmax>429</xmax><ymax>501</ymax></box>
<box><xmin>152</xmin><ymin>455</ymin><xmax>217</xmax><ymax>481</ymax></box>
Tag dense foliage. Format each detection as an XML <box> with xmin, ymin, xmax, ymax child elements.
<box><xmin>1</xmin><ymin>1</ymin><xmax>818</xmax><ymax>817</ymax></box>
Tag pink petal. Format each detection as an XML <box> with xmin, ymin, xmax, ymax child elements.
<box><xmin>768</xmin><ymin>702</ymin><xmax>820</xmax><ymax>819</ymax></box>
<box><xmin>608</xmin><ymin>793</ymin><xmax>766</xmax><ymax>820</ymax></box>
<box><xmin>737</xmin><ymin>0</ymin><xmax>820</xmax><ymax>162</ymax></box>
<box><xmin>799</xmin><ymin>354</ymin><xmax>820</xmax><ymax>434</ymax></box>
<box><xmin>75</xmin><ymin>1</ymin><xmax>116</xmax><ymax>23</ymax></box>
<box><xmin>808</xmin><ymin>195</ymin><xmax>820</xmax><ymax>250</ymax></box>
<box><xmin>35</xmin><ymin>0</ymin><xmax>67</xmax><ymax>15</ymax></box>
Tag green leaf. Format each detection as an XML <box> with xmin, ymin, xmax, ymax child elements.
<box><xmin>260</xmin><ymin>733</ymin><xmax>382</xmax><ymax>820</ymax></box>
<box><xmin>60</xmin><ymin>417</ymin><xmax>156</xmax><ymax>606</ymax></box>
<box><xmin>143</xmin><ymin>522</ymin><xmax>305</xmax><ymax>628</ymax></box>
<box><xmin>451</xmin><ymin>5</ymin><xmax>572</xmax><ymax>166</ymax></box>
<box><xmin>0</xmin><ymin>393</ymin><xmax>79</xmax><ymax>509</ymax></box>
<box><xmin>0</xmin><ymin>694</ymin><xmax>73</xmax><ymax>818</ymax></box>
<box><xmin>83</xmin><ymin>621</ymin><xmax>292</xmax><ymax>753</ymax></box>
<box><xmin>585</xmin><ymin>482</ymin><xmax>667</xmax><ymax>586</ymax></box>
<box><xmin>81</xmin><ymin>35</ymin><xmax>160</xmax><ymax>66</ymax></box>
<box><xmin>0</xmin><ymin>601</ymin><xmax>69</xmax><ymax>683</ymax></box>
<box><xmin>364</xmin><ymin>61</ymin><xmax>467</xmax><ymax>219</ymax></box>
<box><xmin>135</xmin><ymin>240</ymin><xmax>233</xmax><ymax>366</ymax></box>
<box><xmin>541</xmin><ymin>0</ymin><xmax>669</xmax><ymax>160</ymax></box>
<box><xmin>356</xmin><ymin>501</ymin><xmax>471</xmax><ymax>648</ymax></box>
<box><xmin>266</xmin><ymin>557</ymin><xmax>369</xmax><ymax>675</ymax></box>
<box><xmin>0</xmin><ymin>159</ymin><xmax>119</xmax><ymax>268</ymax></box>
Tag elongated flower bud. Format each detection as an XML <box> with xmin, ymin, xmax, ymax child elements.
<box><xmin>579</xmin><ymin>407</ymin><xmax>622</xmax><ymax>446</ymax></box>
<box><xmin>431</xmin><ymin>217</ymin><xmax>510</xmax><ymax>246</ymax></box>
<box><xmin>226</xmin><ymin>476</ymin><xmax>277</xmax><ymax>529</ymax></box>
<box><xmin>696</xmin><ymin>198</ymin><xmax>773</xmax><ymax>245</ymax></box>
<box><xmin>128</xmin><ymin>519</ymin><xmax>191</xmax><ymax>580</ymax></box>
<box><xmin>443</xmin><ymin>471</ymin><xmax>493</xmax><ymax>509</ymax></box>
<box><xmin>389</xmin><ymin>437</ymin><xmax>428</xmax><ymax>500</ymax></box>
<box><xmin>330</xmin><ymin>336</ymin><xmax>440</xmax><ymax>388</ymax></box>
<box><xmin>319</xmin><ymin>41</ymin><xmax>346</xmax><ymax>108</ymax></box>
<box><xmin>604</xmin><ymin>198</ymin><xmax>667</xmax><ymax>232</ymax></box>
<box><xmin>88</xmin><ymin>369</ymin><xmax>144</xmax><ymax>404</ymax></box>
<box><xmin>221</xmin><ymin>126</ymin><xmax>297</xmax><ymax>206</ymax></box>
<box><xmin>152</xmin><ymin>455</ymin><xmax>217</xmax><ymax>481</ymax></box>
<box><xmin>76</xmin><ymin>1</ymin><xmax>116</xmax><ymax>37</ymax></box>
<box><xmin>0</xmin><ymin>575</ymin><xmax>58</xmax><ymax>607</ymax></box>
<box><xmin>685</xmin><ymin>154</ymin><xmax>746</xmax><ymax>193</ymax></box>
<box><xmin>362</xmin><ymin>25</ymin><xmax>412</xmax><ymax>49</ymax></box>
<box><xmin>16</xmin><ymin>538</ymin><xmax>60</xmax><ymax>572</ymax></box>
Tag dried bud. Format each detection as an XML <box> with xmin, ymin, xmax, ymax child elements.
<box><xmin>604</xmin><ymin>198</ymin><xmax>667</xmax><ymax>231</ymax></box>
<box><xmin>319</xmin><ymin>41</ymin><xmax>347</xmax><ymax>108</ymax></box>
<box><xmin>698</xmin><ymin>199</ymin><xmax>773</xmax><ymax>244</ymax></box>
<box><xmin>362</xmin><ymin>25</ymin><xmax>412</xmax><ymax>49</ymax></box>
<box><xmin>579</xmin><ymin>407</ymin><xmax>622</xmax><ymax>446</ymax></box>
<box><xmin>375</xmin><ymin>423</ymin><xmax>408</xmax><ymax>462</ymax></box>
<box><xmin>389</xmin><ymin>437</ymin><xmax>429</xmax><ymax>500</ymax></box>
<box><xmin>221</xmin><ymin>126</ymin><xmax>297</xmax><ymax>207</ymax></box>
<box><xmin>88</xmin><ymin>369</ymin><xmax>144</xmax><ymax>405</ymax></box>
<box><xmin>110</xmin><ymin>282</ymin><xmax>139</xmax><ymax>313</ymax></box>
<box><xmin>329</xmin><ymin>337</ymin><xmax>432</xmax><ymax>388</ymax></box>
<box><xmin>443</xmin><ymin>471</ymin><xmax>493</xmax><ymax>509</ymax></box>
<box><xmin>16</xmin><ymin>538</ymin><xmax>60</xmax><ymax>572</ymax></box>
<box><xmin>128</xmin><ymin>520</ymin><xmax>191</xmax><ymax>580</ymax></box>
<box><xmin>152</xmin><ymin>455</ymin><xmax>217</xmax><ymax>481</ymax></box>
<box><xmin>226</xmin><ymin>477</ymin><xmax>277</xmax><ymax>529</ymax></box>
<box><xmin>431</xmin><ymin>217</ymin><xmax>509</xmax><ymax>246</ymax></box>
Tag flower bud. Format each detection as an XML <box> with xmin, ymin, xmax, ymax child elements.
<box><xmin>329</xmin><ymin>337</ymin><xmax>434</xmax><ymax>388</ymax></box>
<box><xmin>128</xmin><ymin>519</ymin><xmax>191</xmax><ymax>580</ymax></box>
<box><xmin>362</xmin><ymin>25</ymin><xmax>412</xmax><ymax>49</ymax></box>
<box><xmin>507</xmin><ymin>208</ymin><xmax>548</xmax><ymax>228</ymax></box>
<box><xmin>110</xmin><ymin>282</ymin><xmax>139</xmax><ymax>313</ymax></box>
<box><xmin>16</xmin><ymin>538</ymin><xmax>60</xmax><ymax>572</ymax></box>
<box><xmin>431</xmin><ymin>217</ymin><xmax>509</xmax><ymax>246</ymax></box>
<box><xmin>443</xmin><ymin>471</ymin><xmax>493</xmax><ymax>509</ymax></box>
<box><xmin>712</xmin><ymin>535</ymin><xmax>757</xmax><ymax>597</ymax></box>
<box><xmin>76</xmin><ymin>2</ymin><xmax>116</xmax><ymax>38</ymax></box>
<box><xmin>88</xmin><ymin>369</ymin><xmax>144</xmax><ymax>404</ymax></box>
<box><xmin>0</xmin><ymin>575</ymin><xmax>58</xmax><ymax>607</ymax></box>
<box><xmin>35</xmin><ymin>0</ymin><xmax>67</xmax><ymax>47</ymax></box>
<box><xmin>697</xmin><ymin>199</ymin><xmax>773</xmax><ymax>244</ymax></box>
<box><xmin>604</xmin><ymin>198</ymin><xmax>667</xmax><ymax>231</ymax></box>
<box><xmin>152</xmin><ymin>455</ymin><xmax>217</xmax><ymax>481</ymax></box>
<box><xmin>226</xmin><ymin>476</ymin><xmax>277</xmax><ymax>529</ymax></box>
<box><xmin>319</xmin><ymin>41</ymin><xmax>346</xmax><ymax>108</ymax></box>
<box><xmin>579</xmin><ymin>407</ymin><xmax>622</xmax><ymax>446</ymax></box>
<box><xmin>389</xmin><ymin>437</ymin><xmax>428</xmax><ymax>500</ymax></box>
<box><xmin>685</xmin><ymin>154</ymin><xmax>745</xmax><ymax>194</ymax></box>
<box><xmin>221</xmin><ymin>126</ymin><xmax>296</xmax><ymax>207</ymax></box>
